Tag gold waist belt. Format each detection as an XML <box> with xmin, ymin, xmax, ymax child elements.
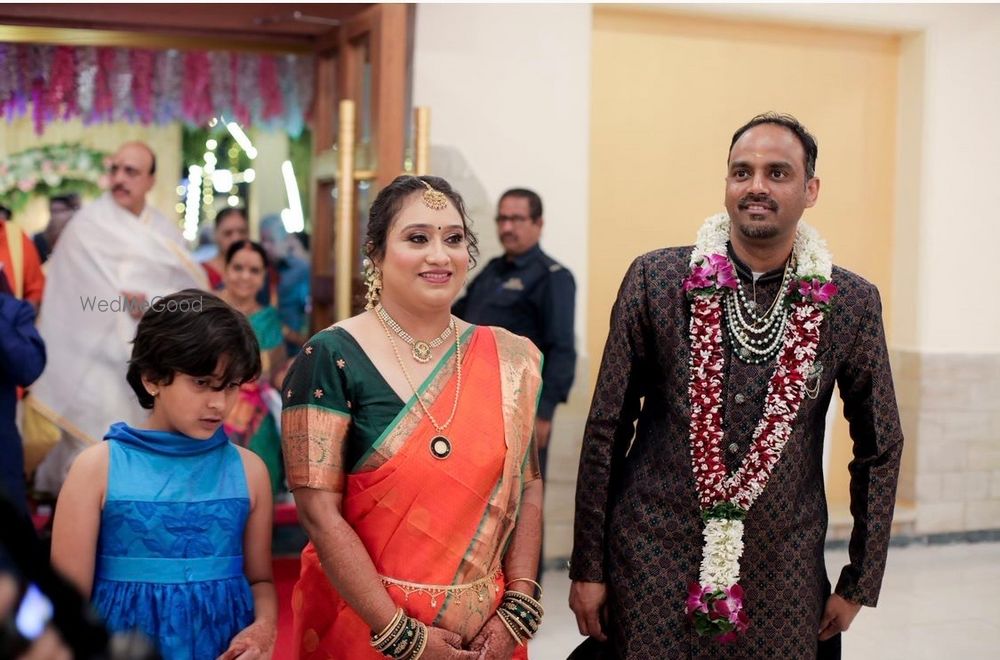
<box><xmin>380</xmin><ymin>567</ymin><xmax>502</xmax><ymax>608</ymax></box>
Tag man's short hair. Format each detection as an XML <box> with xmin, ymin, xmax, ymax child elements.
<box><xmin>499</xmin><ymin>188</ymin><xmax>543</xmax><ymax>221</ymax></box>
<box><xmin>0</xmin><ymin>205</ymin><xmax>11</xmax><ymax>220</ymax></box>
<box><xmin>730</xmin><ymin>112</ymin><xmax>818</xmax><ymax>180</ymax></box>
<box><xmin>213</xmin><ymin>207</ymin><xmax>247</xmax><ymax>228</ymax></box>
<box><xmin>49</xmin><ymin>194</ymin><xmax>80</xmax><ymax>209</ymax></box>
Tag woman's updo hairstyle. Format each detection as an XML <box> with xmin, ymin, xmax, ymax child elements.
<box><xmin>364</xmin><ymin>175</ymin><xmax>479</xmax><ymax>268</ymax></box>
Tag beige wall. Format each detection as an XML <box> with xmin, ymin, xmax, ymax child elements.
<box><xmin>413</xmin><ymin>4</ymin><xmax>594</xmax><ymax>559</ymax></box>
<box><xmin>589</xmin><ymin>8</ymin><xmax>899</xmax><ymax>385</ymax></box>
<box><xmin>589</xmin><ymin>9</ymin><xmax>901</xmax><ymax>508</ymax></box>
<box><xmin>675</xmin><ymin>4</ymin><xmax>1000</xmax><ymax>352</ymax></box>
<box><xmin>413</xmin><ymin>4</ymin><xmax>592</xmax><ymax>348</ymax></box>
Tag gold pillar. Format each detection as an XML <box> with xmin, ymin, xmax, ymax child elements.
<box><xmin>414</xmin><ymin>107</ymin><xmax>430</xmax><ymax>175</ymax></box>
<box><xmin>335</xmin><ymin>100</ymin><xmax>356</xmax><ymax>321</ymax></box>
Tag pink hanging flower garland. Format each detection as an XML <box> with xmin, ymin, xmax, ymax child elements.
<box><xmin>0</xmin><ymin>43</ymin><xmax>314</xmax><ymax>134</ymax></box>
<box><xmin>90</xmin><ymin>47</ymin><xmax>116</xmax><ymax>124</ymax></box>
<box><xmin>182</xmin><ymin>51</ymin><xmax>213</xmax><ymax>125</ymax></box>
<box><xmin>45</xmin><ymin>46</ymin><xmax>77</xmax><ymax>121</ymax></box>
<box><xmin>131</xmin><ymin>49</ymin><xmax>155</xmax><ymax>125</ymax></box>
<box><xmin>208</xmin><ymin>51</ymin><xmax>232</xmax><ymax>121</ymax></box>
<box><xmin>258</xmin><ymin>55</ymin><xmax>284</xmax><ymax>122</ymax></box>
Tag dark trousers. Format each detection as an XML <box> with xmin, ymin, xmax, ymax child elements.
<box><xmin>537</xmin><ymin>439</ymin><xmax>550</xmax><ymax>582</ymax></box>
<box><xmin>0</xmin><ymin>430</ymin><xmax>27</xmax><ymax>516</ymax></box>
<box><xmin>817</xmin><ymin>633</ymin><xmax>842</xmax><ymax>659</ymax></box>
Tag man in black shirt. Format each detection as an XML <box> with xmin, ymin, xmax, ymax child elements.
<box><xmin>32</xmin><ymin>194</ymin><xmax>79</xmax><ymax>263</ymax></box>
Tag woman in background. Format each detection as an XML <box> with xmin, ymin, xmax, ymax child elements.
<box><xmin>202</xmin><ymin>208</ymin><xmax>250</xmax><ymax>290</ymax></box>
<box><xmin>220</xmin><ymin>240</ymin><xmax>287</xmax><ymax>496</ymax></box>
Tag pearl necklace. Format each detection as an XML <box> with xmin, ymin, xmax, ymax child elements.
<box><xmin>723</xmin><ymin>259</ymin><xmax>793</xmax><ymax>364</ymax></box>
<box><xmin>375</xmin><ymin>303</ymin><xmax>454</xmax><ymax>363</ymax></box>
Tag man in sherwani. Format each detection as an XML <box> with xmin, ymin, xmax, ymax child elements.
<box><xmin>569</xmin><ymin>114</ymin><xmax>903</xmax><ymax>659</ymax></box>
<box><xmin>29</xmin><ymin>141</ymin><xmax>207</xmax><ymax>495</ymax></box>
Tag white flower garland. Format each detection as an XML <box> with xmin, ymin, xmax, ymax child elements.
<box><xmin>689</xmin><ymin>212</ymin><xmax>832</xmax><ymax>282</ymax></box>
<box><xmin>699</xmin><ymin>518</ymin><xmax>745</xmax><ymax>590</ymax></box>
<box><xmin>683</xmin><ymin>212</ymin><xmax>835</xmax><ymax>642</ymax></box>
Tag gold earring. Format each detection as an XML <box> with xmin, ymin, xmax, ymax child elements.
<box><xmin>363</xmin><ymin>258</ymin><xmax>382</xmax><ymax>310</ymax></box>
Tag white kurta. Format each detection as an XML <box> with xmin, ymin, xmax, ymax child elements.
<box><xmin>29</xmin><ymin>193</ymin><xmax>207</xmax><ymax>492</ymax></box>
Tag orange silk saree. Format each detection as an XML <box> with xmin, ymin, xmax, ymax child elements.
<box><xmin>286</xmin><ymin>327</ymin><xmax>541</xmax><ymax>659</ymax></box>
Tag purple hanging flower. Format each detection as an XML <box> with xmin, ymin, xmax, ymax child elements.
<box><xmin>686</xmin><ymin>582</ymin><xmax>712</xmax><ymax>617</ymax></box>
<box><xmin>76</xmin><ymin>46</ymin><xmax>97</xmax><ymax>120</ymax></box>
<box><xmin>209</xmin><ymin>51</ymin><xmax>231</xmax><ymax>120</ymax></box>
<box><xmin>295</xmin><ymin>55</ymin><xmax>315</xmax><ymax>123</ymax></box>
<box><xmin>112</xmin><ymin>48</ymin><xmax>134</xmax><ymax>123</ymax></box>
<box><xmin>280</xmin><ymin>54</ymin><xmax>303</xmax><ymax>136</ymax></box>
<box><xmin>0</xmin><ymin>44</ymin><xmax>16</xmax><ymax>118</ymax></box>
<box><xmin>153</xmin><ymin>49</ymin><xmax>181</xmax><ymax>124</ymax></box>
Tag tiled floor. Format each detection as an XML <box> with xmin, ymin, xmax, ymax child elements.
<box><xmin>529</xmin><ymin>541</ymin><xmax>1000</xmax><ymax>659</ymax></box>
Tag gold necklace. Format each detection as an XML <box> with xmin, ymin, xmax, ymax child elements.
<box><xmin>376</xmin><ymin>310</ymin><xmax>462</xmax><ymax>460</ymax></box>
<box><xmin>375</xmin><ymin>304</ymin><xmax>454</xmax><ymax>363</ymax></box>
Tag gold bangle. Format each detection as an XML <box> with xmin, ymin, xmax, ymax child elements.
<box><xmin>505</xmin><ymin>577</ymin><xmax>543</xmax><ymax>598</ymax></box>
<box><xmin>372</xmin><ymin>608</ymin><xmax>405</xmax><ymax>646</ymax></box>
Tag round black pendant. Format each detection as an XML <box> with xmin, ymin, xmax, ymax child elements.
<box><xmin>429</xmin><ymin>435</ymin><xmax>452</xmax><ymax>459</ymax></box>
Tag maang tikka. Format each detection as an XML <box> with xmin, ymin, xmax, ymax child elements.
<box><xmin>420</xmin><ymin>180</ymin><xmax>448</xmax><ymax>211</ymax></box>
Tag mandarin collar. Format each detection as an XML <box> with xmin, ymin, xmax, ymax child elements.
<box><xmin>726</xmin><ymin>242</ymin><xmax>788</xmax><ymax>284</ymax></box>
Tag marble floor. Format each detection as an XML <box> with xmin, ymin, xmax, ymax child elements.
<box><xmin>529</xmin><ymin>541</ymin><xmax>1000</xmax><ymax>659</ymax></box>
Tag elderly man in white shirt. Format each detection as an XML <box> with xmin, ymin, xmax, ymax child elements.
<box><xmin>29</xmin><ymin>142</ymin><xmax>207</xmax><ymax>495</ymax></box>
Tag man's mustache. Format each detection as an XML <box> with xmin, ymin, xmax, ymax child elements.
<box><xmin>112</xmin><ymin>184</ymin><xmax>129</xmax><ymax>194</ymax></box>
<box><xmin>738</xmin><ymin>194</ymin><xmax>778</xmax><ymax>211</ymax></box>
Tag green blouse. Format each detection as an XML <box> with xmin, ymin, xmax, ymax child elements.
<box><xmin>248</xmin><ymin>306</ymin><xmax>284</xmax><ymax>352</ymax></box>
<box><xmin>281</xmin><ymin>325</ymin><xmax>474</xmax><ymax>473</ymax></box>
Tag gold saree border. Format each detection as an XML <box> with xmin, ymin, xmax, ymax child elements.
<box><xmin>282</xmin><ymin>404</ymin><xmax>351</xmax><ymax>492</ymax></box>
<box><xmin>438</xmin><ymin>327</ymin><xmax>542</xmax><ymax>615</ymax></box>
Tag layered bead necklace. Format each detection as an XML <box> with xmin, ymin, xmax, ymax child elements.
<box><xmin>723</xmin><ymin>257</ymin><xmax>794</xmax><ymax>364</ymax></box>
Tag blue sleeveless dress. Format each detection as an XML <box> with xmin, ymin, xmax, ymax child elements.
<box><xmin>91</xmin><ymin>423</ymin><xmax>255</xmax><ymax>659</ymax></box>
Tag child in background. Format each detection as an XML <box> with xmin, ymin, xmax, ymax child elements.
<box><xmin>51</xmin><ymin>289</ymin><xmax>276</xmax><ymax>659</ymax></box>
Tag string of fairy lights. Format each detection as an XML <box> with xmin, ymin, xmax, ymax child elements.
<box><xmin>175</xmin><ymin>117</ymin><xmax>303</xmax><ymax>242</ymax></box>
<box><xmin>176</xmin><ymin>117</ymin><xmax>256</xmax><ymax>241</ymax></box>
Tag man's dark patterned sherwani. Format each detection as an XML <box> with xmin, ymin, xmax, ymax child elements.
<box><xmin>571</xmin><ymin>244</ymin><xmax>903</xmax><ymax>659</ymax></box>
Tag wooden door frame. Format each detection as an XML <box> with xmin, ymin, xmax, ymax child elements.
<box><xmin>309</xmin><ymin>3</ymin><xmax>412</xmax><ymax>330</ymax></box>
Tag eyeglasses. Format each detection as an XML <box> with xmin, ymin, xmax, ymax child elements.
<box><xmin>495</xmin><ymin>214</ymin><xmax>533</xmax><ymax>225</ymax></box>
<box><xmin>107</xmin><ymin>163</ymin><xmax>148</xmax><ymax>178</ymax></box>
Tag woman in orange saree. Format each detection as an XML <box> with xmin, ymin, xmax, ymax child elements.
<box><xmin>281</xmin><ymin>175</ymin><xmax>544</xmax><ymax>660</ymax></box>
